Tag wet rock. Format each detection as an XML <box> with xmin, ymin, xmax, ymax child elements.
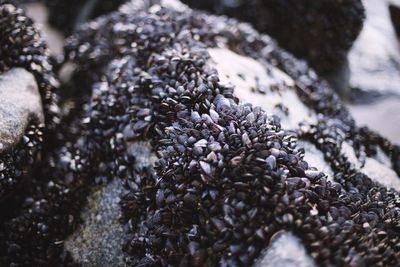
<box><xmin>65</xmin><ymin>141</ymin><xmax>156</xmax><ymax>266</ymax></box>
<box><xmin>347</xmin><ymin>0</ymin><xmax>400</xmax><ymax>145</ymax></box>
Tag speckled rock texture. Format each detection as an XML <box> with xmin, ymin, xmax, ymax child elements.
<box><xmin>65</xmin><ymin>179</ymin><xmax>128</xmax><ymax>267</ymax></box>
<box><xmin>254</xmin><ymin>232</ymin><xmax>317</xmax><ymax>267</ymax></box>
<box><xmin>349</xmin><ymin>0</ymin><xmax>400</xmax><ymax>95</ymax></box>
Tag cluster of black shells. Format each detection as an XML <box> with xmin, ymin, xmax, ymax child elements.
<box><xmin>0</xmin><ymin>0</ymin><xmax>399</xmax><ymax>267</ymax></box>
<box><xmin>0</xmin><ymin>2</ymin><xmax>80</xmax><ymax>266</ymax></box>
<box><xmin>0</xmin><ymin>1</ymin><xmax>57</xmax><ymax>204</ymax></box>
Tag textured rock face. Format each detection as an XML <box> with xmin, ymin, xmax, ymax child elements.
<box><xmin>0</xmin><ymin>68</ymin><xmax>43</xmax><ymax>153</ymax></box>
<box><xmin>65</xmin><ymin>179</ymin><xmax>128</xmax><ymax>267</ymax></box>
<box><xmin>65</xmin><ymin>142</ymin><xmax>156</xmax><ymax>267</ymax></box>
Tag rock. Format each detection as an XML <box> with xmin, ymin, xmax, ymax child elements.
<box><xmin>60</xmin><ymin>0</ymin><xmax>400</xmax><ymax>266</ymax></box>
<box><xmin>349</xmin><ymin>0</ymin><xmax>400</xmax><ymax>95</ymax></box>
<box><xmin>65</xmin><ymin>141</ymin><xmax>156</xmax><ymax>266</ymax></box>
<box><xmin>349</xmin><ymin>97</ymin><xmax>400</xmax><ymax>144</ymax></box>
<box><xmin>2</xmin><ymin>0</ymin><xmax>398</xmax><ymax>266</ymax></box>
<box><xmin>0</xmin><ymin>68</ymin><xmax>43</xmax><ymax>153</ymax></box>
<box><xmin>64</xmin><ymin>179</ymin><xmax>128</xmax><ymax>267</ymax></box>
<box><xmin>347</xmin><ymin>0</ymin><xmax>400</xmax><ymax>145</ymax></box>
<box><xmin>254</xmin><ymin>232</ymin><xmax>317</xmax><ymax>267</ymax></box>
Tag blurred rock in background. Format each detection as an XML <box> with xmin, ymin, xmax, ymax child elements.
<box><xmin>347</xmin><ymin>0</ymin><xmax>400</xmax><ymax>145</ymax></box>
<box><xmin>181</xmin><ymin>0</ymin><xmax>365</xmax><ymax>96</ymax></box>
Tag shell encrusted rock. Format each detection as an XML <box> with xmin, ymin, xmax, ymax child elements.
<box><xmin>59</xmin><ymin>1</ymin><xmax>400</xmax><ymax>266</ymax></box>
<box><xmin>0</xmin><ymin>0</ymin><xmax>399</xmax><ymax>266</ymax></box>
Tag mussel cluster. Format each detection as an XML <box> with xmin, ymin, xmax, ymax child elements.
<box><xmin>0</xmin><ymin>0</ymin><xmax>399</xmax><ymax>266</ymax></box>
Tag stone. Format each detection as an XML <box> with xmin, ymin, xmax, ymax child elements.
<box><xmin>254</xmin><ymin>232</ymin><xmax>317</xmax><ymax>267</ymax></box>
<box><xmin>64</xmin><ymin>179</ymin><xmax>128</xmax><ymax>267</ymax></box>
<box><xmin>0</xmin><ymin>68</ymin><xmax>43</xmax><ymax>154</ymax></box>
<box><xmin>65</xmin><ymin>142</ymin><xmax>156</xmax><ymax>266</ymax></box>
<box><xmin>349</xmin><ymin>0</ymin><xmax>400</xmax><ymax>95</ymax></box>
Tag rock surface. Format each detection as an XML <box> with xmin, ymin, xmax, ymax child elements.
<box><xmin>254</xmin><ymin>232</ymin><xmax>317</xmax><ymax>267</ymax></box>
<box><xmin>0</xmin><ymin>68</ymin><xmax>43</xmax><ymax>153</ymax></box>
<box><xmin>347</xmin><ymin>0</ymin><xmax>400</xmax><ymax>145</ymax></box>
<box><xmin>349</xmin><ymin>0</ymin><xmax>400</xmax><ymax>94</ymax></box>
<box><xmin>64</xmin><ymin>179</ymin><xmax>128</xmax><ymax>267</ymax></box>
<box><xmin>65</xmin><ymin>141</ymin><xmax>156</xmax><ymax>266</ymax></box>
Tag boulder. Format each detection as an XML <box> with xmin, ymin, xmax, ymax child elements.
<box><xmin>59</xmin><ymin>0</ymin><xmax>400</xmax><ymax>266</ymax></box>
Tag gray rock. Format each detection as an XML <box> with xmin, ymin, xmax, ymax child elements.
<box><xmin>0</xmin><ymin>68</ymin><xmax>43</xmax><ymax>153</ymax></box>
<box><xmin>64</xmin><ymin>179</ymin><xmax>128</xmax><ymax>267</ymax></box>
<box><xmin>65</xmin><ymin>141</ymin><xmax>156</xmax><ymax>266</ymax></box>
<box><xmin>253</xmin><ymin>232</ymin><xmax>317</xmax><ymax>267</ymax></box>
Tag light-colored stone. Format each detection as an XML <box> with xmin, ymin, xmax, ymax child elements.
<box><xmin>349</xmin><ymin>0</ymin><xmax>400</xmax><ymax>94</ymax></box>
<box><xmin>298</xmin><ymin>141</ymin><xmax>334</xmax><ymax>182</ymax></box>
<box><xmin>254</xmin><ymin>231</ymin><xmax>317</xmax><ymax>267</ymax></box>
<box><xmin>341</xmin><ymin>141</ymin><xmax>400</xmax><ymax>190</ymax></box>
<box><xmin>0</xmin><ymin>68</ymin><xmax>43</xmax><ymax>153</ymax></box>
<box><xmin>208</xmin><ymin>47</ymin><xmax>317</xmax><ymax>130</ymax></box>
